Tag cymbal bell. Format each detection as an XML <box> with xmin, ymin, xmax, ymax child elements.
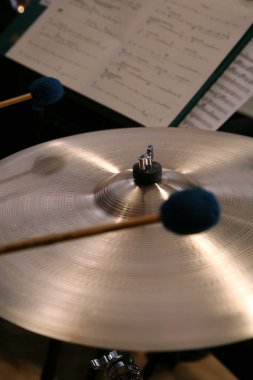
<box><xmin>0</xmin><ymin>127</ymin><xmax>253</xmax><ymax>352</ymax></box>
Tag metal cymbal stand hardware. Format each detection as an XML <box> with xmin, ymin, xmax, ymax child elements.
<box><xmin>132</xmin><ymin>145</ymin><xmax>162</xmax><ymax>185</ymax></box>
<box><xmin>40</xmin><ymin>339</ymin><xmax>62</xmax><ymax>380</ymax></box>
<box><xmin>91</xmin><ymin>350</ymin><xmax>143</xmax><ymax>380</ymax></box>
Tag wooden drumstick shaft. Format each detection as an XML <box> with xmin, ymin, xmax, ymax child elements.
<box><xmin>0</xmin><ymin>214</ymin><xmax>160</xmax><ymax>255</ymax></box>
<box><xmin>0</xmin><ymin>93</ymin><xmax>33</xmax><ymax>108</ymax></box>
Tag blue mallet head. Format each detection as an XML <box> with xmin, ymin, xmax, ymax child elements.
<box><xmin>28</xmin><ymin>77</ymin><xmax>64</xmax><ymax>109</ymax></box>
<box><xmin>160</xmin><ymin>188</ymin><xmax>221</xmax><ymax>235</ymax></box>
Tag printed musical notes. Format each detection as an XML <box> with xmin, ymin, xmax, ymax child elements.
<box><xmin>88</xmin><ymin>0</ymin><xmax>253</xmax><ymax>125</ymax></box>
<box><xmin>6</xmin><ymin>0</ymin><xmax>253</xmax><ymax>127</ymax></box>
<box><xmin>179</xmin><ymin>39</ymin><xmax>253</xmax><ymax>130</ymax></box>
<box><xmin>7</xmin><ymin>0</ymin><xmax>148</xmax><ymax>91</ymax></box>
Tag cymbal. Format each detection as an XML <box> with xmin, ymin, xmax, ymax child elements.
<box><xmin>0</xmin><ymin>127</ymin><xmax>253</xmax><ymax>352</ymax></box>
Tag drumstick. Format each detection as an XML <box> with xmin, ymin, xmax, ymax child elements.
<box><xmin>0</xmin><ymin>188</ymin><xmax>220</xmax><ymax>255</ymax></box>
<box><xmin>0</xmin><ymin>77</ymin><xmax>64</xmax><ymax>109</ymax></box>
<box><xmin>0</xmin><ymin>93</ymin><xmax>33</xmax><ymax>108</ymax></box>
<box><xmin>0</xmin><ymin>214</ymin><xmax>160</xmax><ymax>254</ymax></box>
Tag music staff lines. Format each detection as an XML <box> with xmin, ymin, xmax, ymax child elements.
<box><xmin>65</xmin><ymin>1</ymin><xmax>143</xmax><ymax>40</ymax></box>
<box><xmin>144</xmin><ymin>30</ymin><xmax>210</xmax><ymax>63</ymax></box>
<box><xmin>121</xmin><ymin>41</ymin><xmax>200</xmax><ymax>76</ymax></box>
<box><xmin>152</xmin><ymin>8</ymin><xmax>231</xmax><ymax>41</ymax></box>
<box><xmin>198</xmin><ymin>97</ymin><xmax>229</xmax><ymax>116</ymax></box>
<box><xmin>60</xmin><ymin>4</ymin><xmax>122</xmax><ymax>28</ymax></box>
<box><xmin>45</xmin><ymin>17</ymin><xmax>108</xmax><ymax>51</ymax></box>
<box><xmin>99</xmin><ymin>59</ymin><xmax>183</xmax><ymax>100</ymax></box>
<box><xmin>30</xmin><ymin>40</ymin><xmax>89</xmax><ymax>70</ymax></box>
<box><xmin>227</xmin><ymin>67</ymin><xmax>253</xmax><ymax>86</ymax></box>
<box><xmin>208</xmin><ymin>89</ymin><xmax>235</xmax><ymax>108</ymax></box>
<box><xmin>90</xmin><ymin>82</ymin><xmax>165</xmax><ymax>123</ymax></box>
<box><xmin>20</xmin><ymin>41</ymin><xmax>89</xmax><ymax>81</ymax></box>
<box><xmin>181</xmin><ymin>112</ymin><xmax>214</xmax><ymax>130</ymax></box>
<box><xmin>37</xmin><ymin>30</ymin><xmax>99</xmax><ymax>61</ymax></box>
<box><xmin>68</xmin><ymin>1</ymin><xmax>138</xmax><ymax>25</ymax></box>
<box><xmin>220</xmin><ymin>75</ymin><xmax>251</xmax><ymax>97</ymax></box>
<box><xmin>166</xmin><ymin>0</ymin><xmax>246</xmax><ymax>29</ymax></box>
<box><xmin>93</xmin><ymin>0</ymin><xmax>142</xmax><ymax>12</ymax></box>
<box><xmin>114</xmin><ymin>57</ymin><xmax>189</xmax><ymax>86</ymax></box>
<box><xmin>93</xmin><ymin>73</ymin><xmax>174</xmax><ymax>111</ymax></box>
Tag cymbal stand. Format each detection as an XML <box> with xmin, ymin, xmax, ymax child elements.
<box><xmin>40</xmin><ymin>338</ymin><xmax>62</xmax><ymax>380</ymax></box>
<box><xmin>91</xmin><ymin>350</ymin><xmax>143</xmax><ymax>380</ymax></box>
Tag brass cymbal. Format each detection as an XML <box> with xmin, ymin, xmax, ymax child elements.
<box><xmin>0</xmin><ymin>127</ymin><xmax>253</xmax><ymax>351</ymax></box>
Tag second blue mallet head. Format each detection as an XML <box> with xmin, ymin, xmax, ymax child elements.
<box><xmin>160</xmin><ymin>188</ymin><xmax>221</xmax><ymax>235</ymax></box>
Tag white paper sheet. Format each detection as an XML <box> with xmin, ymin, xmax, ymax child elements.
<box><xmin>179</xmin><ymin>38</ymin><xmax>253</xmax><ymax>130</ymax></box>
<box><xmin>6</xmin><ymin>0</ymin><xmax>253</xmax><ymax>127</ymax></box>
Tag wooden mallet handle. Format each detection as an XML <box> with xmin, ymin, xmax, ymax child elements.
<box><xmin>0</xmin><ymin>93</ymin><xmax>32</xmax><ymax>108</ymax></box>
<box><xmin>0</xmin><ymin>214</ymin><xmax>160</xmax><ymax>254</ymax></box>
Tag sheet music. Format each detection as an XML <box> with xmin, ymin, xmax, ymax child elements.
<box><xmin>6</xmin><ymin>0</ymin><xmax>253</xmax><ymax>127</ymax></box>
<box><xmin>7</xmin><ymin>0</ymin><xmax>153</xmax><ymax>92</ymax></box>
<box><xmin>179</xmin><ymin>38</ymin><xmax>253</xmax><ymax>130</ymax></box>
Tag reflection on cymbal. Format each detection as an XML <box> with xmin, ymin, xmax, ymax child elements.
<box><xmin>0</xmin><ymin>127</ymin><xmax>253</xmax><ymax>351</ymax></box>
